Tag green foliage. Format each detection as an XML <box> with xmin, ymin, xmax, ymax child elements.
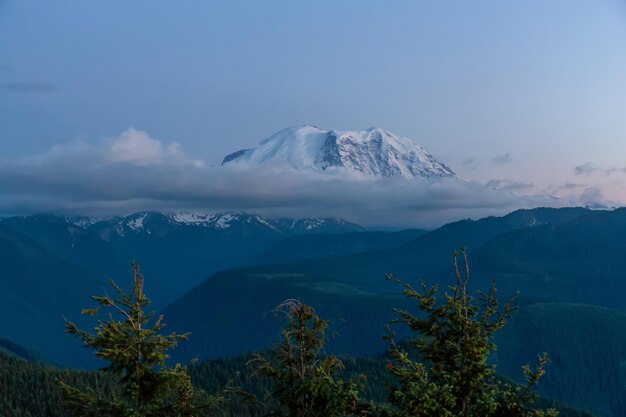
<box><xmin>59</xmin><ymin>263</ymin><xmax>222</xmax><ymax>417</ymax></box>
<box><xmin>249</xmin><ymin>300</ymin><xmax>362</xmax><ymax>417</ymax></box>
<box><xmin>381</xmin><ymin>250</ymin><xmax>557</xmax><ymax>417</ymax></box>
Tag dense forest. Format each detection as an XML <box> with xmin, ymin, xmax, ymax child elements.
<box><xmin>0</xmin><ymin>350</ymin><xmax>595</xmax><ymax>417</ymax></box>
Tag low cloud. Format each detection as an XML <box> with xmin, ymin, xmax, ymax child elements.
<box><xmin>485</xmin><ymin>179</ymin><xmax>533</xmax><ymax>192</ymax></box>
<box><xmin>0</xmin><ymin>129</ymin><xmax>585</xmax><ymax>227</ymax></box>
<box><xmin>579</xmin><ymin>186</ymin><xmax>604</xmax><ymax>203</ymax></box>
<box><xmin>541</xmin><ymin>182</ymin><xmax>621</xmax><ymax>209</ymax></box>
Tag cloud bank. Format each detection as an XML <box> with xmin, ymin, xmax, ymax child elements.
<box><xmin>0</xmin><ymin>129</ymin><xmax>593</xmax><ymax>227</ymax></box>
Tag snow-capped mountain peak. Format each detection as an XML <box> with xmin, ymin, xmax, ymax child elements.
<box><xmin>222</xmin><ymin>125</ymin><xmax>455</xmax><ymax>179</ymax></box>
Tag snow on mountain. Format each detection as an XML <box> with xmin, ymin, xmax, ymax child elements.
<box><xmin>64</xmin><ymin>216</ymin><xmax>105</xmax><ymax>229</ymax></box>
<box><xmin>222</xmin><ymin>125</ymin><xmax>455</xmax><ymax>179</ymax></box>
<box><xmin>127</xmin><ymin>213</ymin><xmax>148</xmax><ymax>231</ymax></box>
<box><xmin>168</xmin><ymin>212</ymin><xmax>215</xmax><ymax>225</ymax></box>
<box><xmin>214</xmin><ymin>213</ymin><xmax>242</xmax><ymax>229</ymax></box>
<box><xmin>274</xmin><ymin>217</ymin><xmax>365</xmax><ymax>233</ymax></box>
<box><xmin>88</xmin><ymin>211</ymin><xmax>363</xmax><ymax>237</ymax></box>
<box><xmin>166</xmin><ymin>212</ymin><xmax>277</xmax><ymax>230</ymax></box>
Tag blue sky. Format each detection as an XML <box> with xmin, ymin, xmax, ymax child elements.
<box><xmin>0</xmin><ymin>1</ymin><xmax>625</xmax><ymax>223</ymax></box>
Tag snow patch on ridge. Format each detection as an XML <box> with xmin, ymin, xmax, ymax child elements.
<box><xmin>169</xmin><ymin>212</ymin><xmax>215</xmax><ymax>225</ymax></box>
<box><xmin>127</xmin><ymin>213</ymin><xmax>148</xmax><ymax>231</ymax></box>
<box><xmin>64</xmin><ymin>216</ymin><xmax>102</xmax><ymax>229</ymax></box>
<box><xmin>214</xmin><ymin>212</ymin><xmax>239</xmax><ymax>229</ymax></box>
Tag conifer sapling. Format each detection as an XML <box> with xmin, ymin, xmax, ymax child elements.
<box><xmin>60</xmin><ymin>262</ymin><xmax>223</xmax><ymax>417</ymax></box>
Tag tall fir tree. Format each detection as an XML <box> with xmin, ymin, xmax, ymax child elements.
<box><xmin>380</xmin><ymin>249</ymin><xmax>557</xmax><ymax>417</ymax></box>
<box><xmin>250</xmin><ymin>300</ymin><xmax>364</xmax><ymax>417</ymax></box>
<box><xmin>59</xmin><ymin>262</ymin><xmax>223</xmax><ymax>417</ymax></box>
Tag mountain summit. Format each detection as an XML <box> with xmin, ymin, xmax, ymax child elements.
<box><xmin>222</xmin><ymin>126</ymin><xmax>455</xmax><ymax>179</ymax></box>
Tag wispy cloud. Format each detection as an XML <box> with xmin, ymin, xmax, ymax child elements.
<box><xmin>462</xmin><ymin>153</ymin><xmax>513</xmax><ymax>170</ymax></box>
<box><xmin>462</xmin><ymin>157</ymin><xmax>478</xmax><ymax>166</ymax></box>
<box><xmin>574</xmin><ymin>162</ymin><xmax>626</xmax><ymax>176</ymax></box>
<box><xmin>486</xmin><ymin>179</ymin><xmax>533</xmax><ymax>192</ymax></box>
<box><xmin>491</xmin><ymin>152</ymin><xmax>513</xmax><ymax>165</ymax></box>
<box><xmin>574</xmin><ymin>163</ymin><xmax>600</xmax><ymax>175</ymax></box>
<box><xmin>0</xmin><ymin>82</ymin><xmax>56</xmax><ymax>93</ymax></box>
<box><xmin>547</xmin><ymin>182</ymin><xmax>587</xmax><ymax>192</ymax></box>
<box><xmin>460</xmin><ymin>157</ymin><xmax>482</xmax><ymax>170</ymax></box>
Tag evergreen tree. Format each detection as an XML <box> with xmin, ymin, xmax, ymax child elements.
<box><xmin>381</xmin><ymin>249</ymin><xmax>557</xmax><ymax>417</ymax></box>
<box><xmin>250</xmin><ymin>300</ymin><xmax>363</xmax><ymax>417</ymax></box>
<box><xmin>59</xmin><ymin>262</ymin><xmax>223</xmax><ymax>417</ymax></box>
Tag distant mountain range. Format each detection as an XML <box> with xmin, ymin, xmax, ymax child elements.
<box><xmin>222</xmin><ymin>125</ymin><xmax>455</xmax><ymax>179</ymax></box>
<box><xmin>66</xmin><ymin>211</ymin><xmax>363</xmax><ymax>235</ymax></box>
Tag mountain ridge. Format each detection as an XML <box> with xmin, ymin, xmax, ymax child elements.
<box><xmin>59</xmin><ymin>211</ymin><xmax>364</xmax><ymax>236</ymax></box>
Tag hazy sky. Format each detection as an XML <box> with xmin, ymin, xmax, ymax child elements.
<box><xmin>0</xmin><ymin>1</ymin><xmax>625</xmax><ymax>224</ymax></box>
